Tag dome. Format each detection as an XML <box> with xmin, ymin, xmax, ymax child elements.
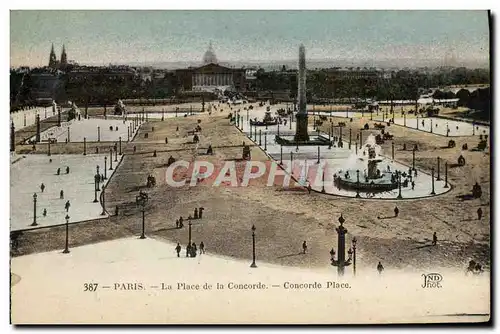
<box><xmin>203</xmin><ymin>42</ymin><xmax>218</xmax><ymax>65</ymax></box>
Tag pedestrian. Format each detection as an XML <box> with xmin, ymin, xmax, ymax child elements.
<box><xmin>176</xmin><ymin>219</ymin><xmax>179</xmax><ymax>229</ymax></box>
<box><xmin>200</xmin><ymin>241</ymin><xmax>205</xmax><ymax>254</ymax></box>
<box><xmin>477</xmin><ymin>208</ymin><xmax>483</xmax><ymax>220</ymax></box>
<box><xmin>302</xmin><ymin>241</ymin><xmax>308</xmax><ymax>254</ymax></box>
<box><xmin>133</xmin><ymin>145</ymin><xmax>136</xmax><ymax>153</ymax></box>
<box><xmin>115</xmin><ymin>206</ymin><xmax>119</xmax><ymax>216</ymax></box>
<box><xmin>394</xmin><ymin>206</ymin><xmax>399</xmax><ymax>217</ymax></box>
<box><xmin>60</xmin><ymin>190</ymin><xmax>64</xmax><ymax>199</ymax></box>
<box><xmin>432</xmin><ymin>232</ymin><xmax>437</xmax><ymax>246</ymax></box>
<box><xmin>57</xmin><ymin>168</ymin><xmax>61</xmax><ymax>175</ymax></box>
<box><xmin>199</xmin><ymin>207</ymin><xmax>204</xmax><ymax>219</ymax></box>
<box><xmin>194</xmin><ymin>208</ymin><xmax>199</xmax><ymax>219</ymax></box>
<box><xmin>40</xmin><ymin>183</ymin><xmax>45</xmax><ymax>193</ymax></box>
<box><xmin>43</xmin><ymin>208</ymin><xmax>47</xmax><ymax>217</ymax></box>
<box><xmin>411</xmin><ymin>181</ymin><xmax>415</xmax><ymax>190</ymax></box>
<box><xmin>66</xmin><ymin>166</ymin><xmax>70</xmax><ymax>174</ymax></box>
<box><xmin>377</xmin><ymin>261</ymin><xmax>384</xmax><ymax>274</ymax></box>
<box><xmin>65</xmin><ymin>200</ymin><xmax>70</xmax><ymax>212</ymax></box>
<box><xmin>186</xmin><ymin>244</ymin><xmax>191</xmax><ymax>257</ymax></box>
<box><xmin>192</xmin><ymin>242</ymin><xmax>197</xmax><ymax>257</ymax></box>
<box><xmin>175</xmin><ymin>243</ymin><xmax>181</xmax><ymax>257</ymax></box>
<box><xmin>307</xmin><ymin>183</ymin><xmax>311</xmax><ymax>194</ymax></box>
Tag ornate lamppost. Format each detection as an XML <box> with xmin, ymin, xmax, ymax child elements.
<box><xmin>251</xmin><ymin>225</ymin><xmax>257</xmax><ymax>268</ymax></box>
<box><xmin>101</xmin><ymin>186</ymin><xmax>106</xmax><ymax>216</ymax></box>
<box><xmin>444</xmin><ymin>162</ymin><xmax>449</xmax><ymax>188</ymax></box>
<box><xmin>93</xmin><ymin>173</ymin><xmax>100</xmax><ymax>203</ymax></box>
<box><xmin>104</xmin><ymin>156</ymin><xmax>107</xmax><ymax>179</ymax></box>
<box><xmin>437</xmin><ymin>157</ymin><xmax>441</xmax><ymax>180</ymax></box>
<box><xmin>352</xmin><ymin>237</ymin><xmax>357</xmax><ymax>276</ymax></box>
<box><xmin>331</xmin><ymin>214</ymin><xmax>352</xmax><ymax>276</ymax></box>
<box><xmin>32</xmin><ymin>193</ymin><xmax>38</xmax><ymax>226</ymax></box>
<box><xmin>109</xmin><ymin>148</ymin><xmax>113</xmax><ymax>170</ymax></box>
<box><xmin>355</xmin><ymin>170</ymin><xmax>360</xmax><ymax>198</ymax></box>
<box><xmin>430</xmin><ymin>167</ymin><xmax>436</xmax><ymax>195</ymax></box>
<box><xmin>63</xmin><ymin>214</ymin><xmax>70</xmax><ymax>254</ymax></box>
<box><xmin>136</xmin><ymin>191</ymin><xmax>149</xmax><ymax>239</ymax></box>
<box><xmin>188</xmin><ymin>216</ymin><xmax>192</xmax><ymax>246</ymax></box>
<box><xmin>397</xmin><ymin>172</ymin><xmax>403</xmax><ymax>199</ymax></box>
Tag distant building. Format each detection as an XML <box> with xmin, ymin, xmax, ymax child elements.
<box><xmin>175</xmin><ymin>43</ymin><xmax>246</xmax><ymax>92</ymax></box>
<box><xmin>48</xmin><ymin>43</ymin><xmax>69</xmax><ymax>70</ymax></box>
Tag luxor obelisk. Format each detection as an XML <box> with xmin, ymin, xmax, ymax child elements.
<box><xmin>294</xmin><ymin>44</ymin><xmax>309</xmax><ymax>142</ymax></box>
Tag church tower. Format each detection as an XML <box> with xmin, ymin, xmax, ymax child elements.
<box><xmin>60</xmin><ymin>44</ymin><xmax>68</xmax><ymax>67</ymax></box>
<box><xmin>49</xmin><ymin>43</ymin><xmax>57</xmax><ymax>68</ymax></box>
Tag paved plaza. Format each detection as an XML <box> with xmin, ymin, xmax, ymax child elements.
<box><xmin>10</xmin><ymin>153</ymin><xmax>120</xmax><ymax>231</ymax></box>
<box><xmin>11</xmin><ymin>237</ymin><xmax>489</xmax><ymax>324</ymax></box>
<box><xmin>33</xmin><ymin>118</ymin><xmax>136</xmax><ymax>143</ymax></box>
<box><xmin>11</xmin><ymin>106</ymin><xmax>57</xmax><ymax>130</ymax></box>
<box><xmin>239</xmin><ymin>104</ymin><xmax>448</xmax><ymax>199</ymax></box>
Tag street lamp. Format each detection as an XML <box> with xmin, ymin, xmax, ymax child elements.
<box><xmin>355</xmin><ymin>169</ymin><xmax>360</xmax><ymax>198</ymax></box>
<box><xmin>101</xmin><ymin>186</ymin><xmax>106</xmax><ymax>216</ymax></box>
<box><xmin>331</xmin><ymin>214</ymin><xmax>351</xmax><ymax>276</ymax></box>
<box><xmin>31</xmin><ymin>193</ymin><xmax>38</xmax><ymax>226</ymax></box>
<box><xmin>104</xmin><ymin>156</ymin><xmax>107</xmax><ymax>179</ymax></box>
<box><xmin>188</xmin><ymin>217</ymin><xmax>192</xmax><ymax>246</ymax></box>
<box><xmin>63</xmin><ymin>214</ymin><xmax>70</xmax><ymax>254</ymax></box>
<box><xmin>397</xmin><ymin>172</ymin><xmax>403</xmax><ymax>199</ymax></box>
<box><xmin>109</xmin><ymin>148</ymin><xmax>113</xmax><ymax>170</ymax></box>
<box><xmin>352</xmin><ymin>237</ymin><xmax>357</xmax><ymax>276</ymax></box>
<box><xmin>93</xmin><ymin>173</ymin><xmax>100</xmax><ymax>203</ymax></box>
<box><xmin>250</xmin><ymin>225</ymin><xmax>257</xmax><ymax>268</ymax></box>
<box><xmin>444</xmin><ymin>162</ymin><xmax>449</xmax><ymax>188</ymax></box>
<box><xmin>136</xmin><ymin>191</ymin><xmax>149</xmax><ymax>239</ymax></box>
<box><xmin>431</xmin><ymin>167</ymin><xmax>436</xmax><ymax>195</ymax></box>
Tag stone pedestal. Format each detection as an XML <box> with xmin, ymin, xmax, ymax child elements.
<box><xmin>294</xmin><ymin>113</ymin><xmax>309</xmax><ymax>142</ymax></box>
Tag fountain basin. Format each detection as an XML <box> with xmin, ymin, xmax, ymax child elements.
<box><xmin>334</xmin><ymin>170</ymin><xmax>398</xmax><ymax>192</ymax></box>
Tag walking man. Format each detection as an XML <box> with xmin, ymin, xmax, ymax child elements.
<box><xmin>176</xmin><ymin>219</ymin><xmax>179</xmax><ymax>229</ymax></box>
<box><xmin>175</xmin><ymin>243</ymin><xmax>181</xmax><ymax>257</ymax></box>
<box><xmin>302</xmin><ymin>241</ymin><xmax>308</xmax><ymax>254</ymax></box>
<box><xmin>432</xmin><ymin>232</ymin><xmax>437</xmax><ymax>246</ymax></box>
<box><xmin>477</xmin><ymin>207</ymin><xmax>483</xmax><ymax>220</ymax></box>
<box><xmin>40</xmin><ymin>183</ymin><xmax>45</xmax><ymax>193</ymax></box>
<box><xmin>66</xmin><ymin>166</ymin><xmax>70</xmax><ymax>174</ymax></box>
<box><xmin>199</xmin><ymin>207</ymin><xmax>204</xmax><ymax>219</ymax></box>
<box><xmin>57</xmin><ymin>168</ymin><xmax>61</xmax><ymax>175</ymax></box>
<box><xmin>194</xmin><ymin>208</ymin><xmax>198</xmax><ymax>219</ymax></box>
<box><xmin>60</xmin><ymin>190</ymin><xmax>64</xmax><ymax>199</ymax></box>
<box><xmin>411</xmin><ymin>181</ymin><xmax>415</xmax><ymax>190</ymax></box>
<box><xmin>65</xmin><ymin>200</ymin><xmax>71</xmax><ymax>212</ymax></box>
<box><xmin>43</xmin><ymin>208</ymin><xmax>47</xmax><ymax>217</ymax></box>
<box><xmin>377</xmin><ymin>261</ymin><xmax>384</xmax><ymax>274</ymax></box>
<box><xmin>200</xmin><ymin>241</ymin><xmax>205</xmax><ymax>254</ymax></box>
<box><xmin>394</xmin><ymin>206</ymin><xmax>399</xmax><ymax>217</ymax></box>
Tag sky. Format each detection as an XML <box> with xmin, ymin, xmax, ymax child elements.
<box><xmin>10</xmin><ymin>10</ymin><xmax>490</xmax><ymax>68</ymax></box>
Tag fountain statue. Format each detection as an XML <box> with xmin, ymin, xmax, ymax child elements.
<box><xmin>334</xmin><ymin>134</ymin><xmax>399</xmax><ymax>193</ymax></box>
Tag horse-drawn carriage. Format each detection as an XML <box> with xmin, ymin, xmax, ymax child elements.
<box><xmin>373</xmin><ymin>123</ymin><xmax>385</xmax><ymax>130</ymax></box>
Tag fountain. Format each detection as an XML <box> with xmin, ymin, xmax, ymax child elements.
<box><xmin>250</xmin><ymin>111</ymin><xmax>278</xmax><ymax>126</ymax></box>
<box><xmin>334</xmin><ymin>134</ymin><xmax>400</xmax><ymax>193</ymax></box>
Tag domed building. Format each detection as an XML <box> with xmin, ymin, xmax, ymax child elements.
<box><xmin>175</xmin><ymin>42</ymin><xmax>246</xmax><ymax>93</ymax></box>
<box><xmin>202</xmin><ymin>42</ymin><xmax>218</xmax><ymax>65</ymax></box>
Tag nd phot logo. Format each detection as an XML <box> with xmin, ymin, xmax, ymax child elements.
<box><xmin>421</xmin><ymin>273</ymin><xmax>443</xmax><ymax>288</ymax></box>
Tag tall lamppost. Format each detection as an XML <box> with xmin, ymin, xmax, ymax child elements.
<box><xmin>321</xmin><ymin>164</ymin><xmax>326</xmax><ymax>193</ymax></box>
<box><xmin>31</xmin><ymin>193</ymin><xmax>38</xmax><ymax>226</ymax></box>
<box><xmin>104</xmin><ymin>156</ymin><xmax>107</xmax><ymax>179</ymax></box>
<box><xmin>412</xmin><ymin>148</ymin><xmax>416</xmax><ymax>171</ymax></box>
<box><xmin>430</xmin><ymin>119</ymin><xmax>433</xmax><ymax>133</ymax></box>
<box><xmin>101</xmin><ymin>186</ymin><xmax>106</xmax><ymax>216</ymax></box>
<box><xmin>115</xmin><ymin>145</ymin><xmax>118</xmax><ymax>162</ymax></box>
<box><xmin>188</xmin><ymin>217</ymin><xmax>192</xmax><ymax>246</ymax></box>
<box><xmin>431</xmin><ymin>167</ymin><xmax>436</xmax><ymax>195</ymax></box>
<box><xmin>96</xmin><ymin>165</ymin><xmax>100</xmax><ymax>190</ymax></box>
<box><xmin>48</xmin><ymin>141</ymin><xmax>51</xmax><ymax>157</ymax></box>
<box><xmin>349</xmin><ymin>128</ymin><xmax>352</xmax><ymax>149</ymax></box>
<box><xmin>437</xmin><ymin>157</ymin><xmax>441</xmax><ymax>180</ymax></box>
<box><xmin>444</xmin><ymin>162</ymin><xmax>449</xmax><ymax>188</ymax></box>
<box><xmin>355</xmin><ymin>170</ymin><xmax>360</xmax><ymax>198</ymax></box>
<box><xmin>280</xmin><ymin>145</ymin><xmax>283</xmax><ymax>165</ymax></box>
<box><xmin>317</xmin><ymin>146</ymin><xmax>320</xmax><ymax>164</ymax></box>
<box><xmin>93</xmin><ymin>173</ymin><xmax>100</xmax><ymax>203</ymax></box>
<box><xmin>397</xmin><ymin>172</ymin><xmax>403</xmax><ymax>199</ymax></box>
<box><xmin>331</xmin><ymin>214</ymin><xmax>351</xmax><ymax>276</ymax></box>
<box><xmin>391</xmin><ymin>141</ymin><xmax>395</xmax><ymax>160</ymax></box>
<box><xmin>352</xmin><ymin>237</ymin><xmax>357</xmax><ymax>276</ymax></box>
<box><xmin>63</xmin><ymin>214</ymin><xmax>70</xmax><ymax>254</ymax></box>
<box><xmin>119</xmin><ymin>137</ymin><xmax>122</xmax><ymax>155</ymax></box>
<box><xmin>109</xmin><ymin>148</ymin><xmax>113</xmax><ymax>170</ymax></box>
<box><xmin>259</xmin><ymin>130</ymin><xmax>262</xmax><ymax>146</ymax></box>
<box><xmin>264</xmin><ymin>131</ymin><xmax>267</xmax><ymax>151</ymax></box>
<box><xmin>136</xmin><ymin>191</ymin><xmax>149</xmax><ymax>239</ymax></box>
<box><xmin>250</xmin><ymin>225</ymin><xmax>257</xmax><ymax>268</ymax></box>
<box><xmin>83</xmin><ymin>137</ymin><xmax>87</xmax><ymax>155</ymax></box>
